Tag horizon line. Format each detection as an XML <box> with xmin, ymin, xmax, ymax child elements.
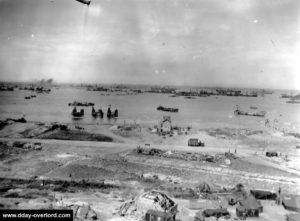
<box><xmin>0</xmin><ymin>80</ymin><xmax>299</xmax><ymax>91</ymax></box>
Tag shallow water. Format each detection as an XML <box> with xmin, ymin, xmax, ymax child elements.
<box><xmin>0</xmin><ymin>88</ymin><xmax>299</xmax><ymax>131</ymax></box>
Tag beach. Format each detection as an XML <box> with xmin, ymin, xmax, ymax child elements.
<box><xmin>0</xmin><ymin>86</ymin><xmax>300</xmax><ymax>221</ymax></box>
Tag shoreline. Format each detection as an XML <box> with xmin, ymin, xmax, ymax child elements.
<box><xmin>0</xmin><ymin>119</ymin><xmax>300</xmax><ymax>220</ymax></box>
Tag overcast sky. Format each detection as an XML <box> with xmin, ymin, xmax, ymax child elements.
<box><xmin>0</xmin><ymin>0</ymin><xmax>299</xmax><ymax>89</ymax></box>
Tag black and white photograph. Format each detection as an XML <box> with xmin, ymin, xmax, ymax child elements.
<box><xmin>0</xmin><ymin>0</ymin><xmax>300</xmax><ymax>220</ymax></box>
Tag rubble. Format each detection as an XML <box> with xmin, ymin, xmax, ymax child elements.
<box><xmin>44</xmin><ymin>123</ymin><xmax>69</xmax><ymax>133</ymax></box>
<box><xmin>202</xmin><ymin>208</ymin><xmax>230</xmax><ymax>218</ymax></box>
<box><xmin>55</xmin><ymin>203</ymin><xmax>98</xmax><ymax>221</ymax></box>
<box><xmin>118</xmin><ymin>190</ymin><xmax>177</xmax><ymax>218</ymax></box>
<box><xmin>0</xmin><ymin>141</ymin><xmax>43</xmax><ymax>160</ymax></box>
<box><xmin>197</xmin><ymin>182</ymin><xmax>212</xmax><ymax>194</ymax></box>
<box><xmin>136</xmin><ymin>146</ymin><xmax>237</xmax><ymax>164</ymax></box>
<box><xmin>16</xmin><ymin>142</ymin><xmax>43</xmax><ymax>150</ymax></box>
<box><xmin>172</xmin><ymin>187</ymin><xmax>198</xmax><ymax>199</ymax></box>
<box><xmin>6</xmin><ymin>117</ymin><xmax>27</xmax><ymax>123</ymax></box>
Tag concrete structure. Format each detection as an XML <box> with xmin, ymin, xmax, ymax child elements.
<box><xmin>159</xmin><ymin>116</ymin><xmax>172</xmax><ymax>135</ymax></box>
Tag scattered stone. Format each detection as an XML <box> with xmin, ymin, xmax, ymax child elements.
<box><xmin>7</xmin><ymin>117</ymin><xmax>27</xmax><ymax>123</ymax></box>
<box><xmin>23</xmin><ymin>143</ymin><xmax>34</xmax><ymax>149</ymax></box>
<box><xmin>13</xmin><ymin>141</ymin><xmax>26</xmax><ymax>148</ymax></box>
<box><xmin>87</xmin><ymin>209</ymin><xmax>97</xmax><ymax>220</ymax></box>
<box><xmin>34</xmin><ymin>144</ymin><xmax>42</xmax><ymax>150</ymax></box>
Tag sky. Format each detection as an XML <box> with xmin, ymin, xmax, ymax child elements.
<box><xmin>0</xmin><ymin>0</ymin><xmax>299</xmax><ymax>89</ymax></box>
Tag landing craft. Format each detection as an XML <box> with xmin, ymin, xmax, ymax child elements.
<box><xmin>75</xmin><ymin>0</ymin><xmax>91</xmax><ymax>6</ymax></box>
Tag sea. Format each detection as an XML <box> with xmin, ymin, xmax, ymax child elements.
<box><xmin>0</xmin><ymin>87</ymin><xmax>300</xmax><ymax>132</ymax></box>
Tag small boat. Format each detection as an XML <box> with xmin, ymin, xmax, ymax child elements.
<box><xmin>107</xmin><ymin>106</ymin><xmax>118</xmax><ymax>118</ymax></box>
<box><xmin>250</xmin><ymin>106</ymin><xmax>258</xmax><ymax>109</ymax></box>
<box><xmin>281</xmin><ymin>94</ymin><xmax>293</xmax><ymax>98</ymax></box>
<box><xmin>72</xmin><ymin>107</ymin><xmax>84</xmax><ymax>117</ymax></box>
<box><xmin>114</xmin><ymin>109</ymin><xmax>118</xmax><ymax>118</ymax></box>
<box><xmin>234</xmin><ymin>106</ymin><xmax>265</xmax><ymax>117</ymax></box>
<box><xmin>68</xmin><ymin>101</ymin><xmax>94</xmax><ymax>106</ymax></box>
<box><xmin>92</xmin><ymin>106</ymin><xmax>104</xmax><ymax>118</ymax></box>
<box><xmin>286</xmin><ymin>100</ymin><xmax>300</xmax><ymax>104</ymax></box>
<box><xmin>184</xmin><ymin>96</ymin><xmax>196</xmax><ymax>99</ymax></box>
<box><xmin>36</xmin><ymin>87</ymin><xmax>51</xmax><ymax>93</ymax></box>
<box><xmin>157</xmin><ymin>106</ymin><xmax>179</xmax><ymax>112</ymax></box>
<box><xmin>107</xmin><ymin>107</ymin><xmax>112</xmax><ymax>118</ymax></box>
<box><xmin>244</xmin><ymin>93</ymin><xmax>258</xmax><ymax>97</ymax></box>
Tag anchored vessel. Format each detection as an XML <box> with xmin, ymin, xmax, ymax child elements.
<box><xmin>72</xmin><ymin>107</ymin><xmax>84</xmax><ymax>117</ymax></box>
<box><xmin>157</xmin><ymin>106</ymin><xmax>179</xmax><ymax>112</ymax></box>
<box><xmin>107</xmin><ymin>106</ymin><xmax>119</xmax><ymax>118</ymax></box>
<box><xmin>234</xmin><ymin>106</ymin><xmax>266</xmax><ymax>117</ymax></box>
<box><xmin>286</xmin><ymin>100</ymin><xmax>300</xmax><ymax>104</ymax></box>
<box><xmin>91</xmin><ymin>106</ymin><xmax>104</xmax><ymax>118</ymax></box>
<box><xmin>69</xmin><ymin>101</ymin><xmax>94</xmax><ymax>107</ymax></box>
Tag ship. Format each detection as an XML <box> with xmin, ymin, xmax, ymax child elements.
<box><xmin>286</xmin><ymin>100</ymin><xmax>300</xmax><ymax>104</ymax></box>
<box><xmin>157</xmin><ymin>106</ymin><xmax>179</xmax><ymax>112</ymax></box>
<box><xmin>281</xmin><ymin>94</ymin><xmax>293</xmax><ymax>98</ymax></box>
<box><xmin>72</xmin><ymin>107</ymin><xmax>84</xmax><ymax>117</ymax></box>
<box><xmin>68</xmin><ymin>101</ymin><xmax>94</xmax><ymax>106</ymax></box>
<box><xmin>107</xmin><ymin>106</ymin><xmax>118</xmax><ymax>118</ymax></box>
<box><xmin>234</xmin><ymin>106</ymin><xmax>266</xmax><ymax>117</ymax></box>
<box><xmin>91</xmin><ymin>106</ymin><xmax>104</xmax><ymax>118</ymax></box>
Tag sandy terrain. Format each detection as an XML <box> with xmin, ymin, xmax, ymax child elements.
<box><xmin>0</xmin><ymin>120</ymin><xmax>299</xmax><ymax>221</ymax></box>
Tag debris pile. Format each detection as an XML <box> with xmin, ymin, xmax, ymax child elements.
<box><xmin>66</xmin><ymin>204</ymin><xmax>98</xmax><ymax>221</ymax></box>
<box><xmin>171</xmin><ymin>187</ymin><xmax>198</xmax><ymax>199</ymax></box>
<box><xmin>6</xmin><ymin>117</ymin><xmax>27</xmax><ymax>123</ymax></box>
<box><xmin>203</xmin><ymin>208</ymin><xmax>230</xmax><ymax>219</ymax></box>
<box><xmin>47</xmin><ymin>123</ymin><xmax>69</xmax><ymax>132</ymax></box>
<box><xmin>197</xmin><ymin>182</ymin><xmax>212</xmax><ymax>194</ymax></box>
<box><xmin>38</xmin><ymin>124</ymin><xmax>113</xmax><ymax>142</ymax></box>
<box><xmin>136</xmin><ymin>146</ymin><xmax>237</xmax><ymax>164</ymax></box>
<box><xmin>0</xmin><ymin>141</ymin><xmax>43</xmax><ymax>159</ymax></box>
<box><xmin>10</xmin><ymin>141</ymin><xmax>42</xmax><ymax>151</ymax></box>
<box><xmin>118</xmin><ymin>190</ymin><xmax>177</xmax><ymax>218</ymax></box>
<box><xmin>0</xmin><ymin>177</ymin><xmax>119</xmax><ymax>195</ymax></box>
<box><xmin>207</xmin><ymin>128</ymin><xmax>264</xmax><ymax>139</ymax></box>
<box><xmin>0</xmin><ymin>118</ymin><xmax>26</xmax><ymax>130</ymax></box>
